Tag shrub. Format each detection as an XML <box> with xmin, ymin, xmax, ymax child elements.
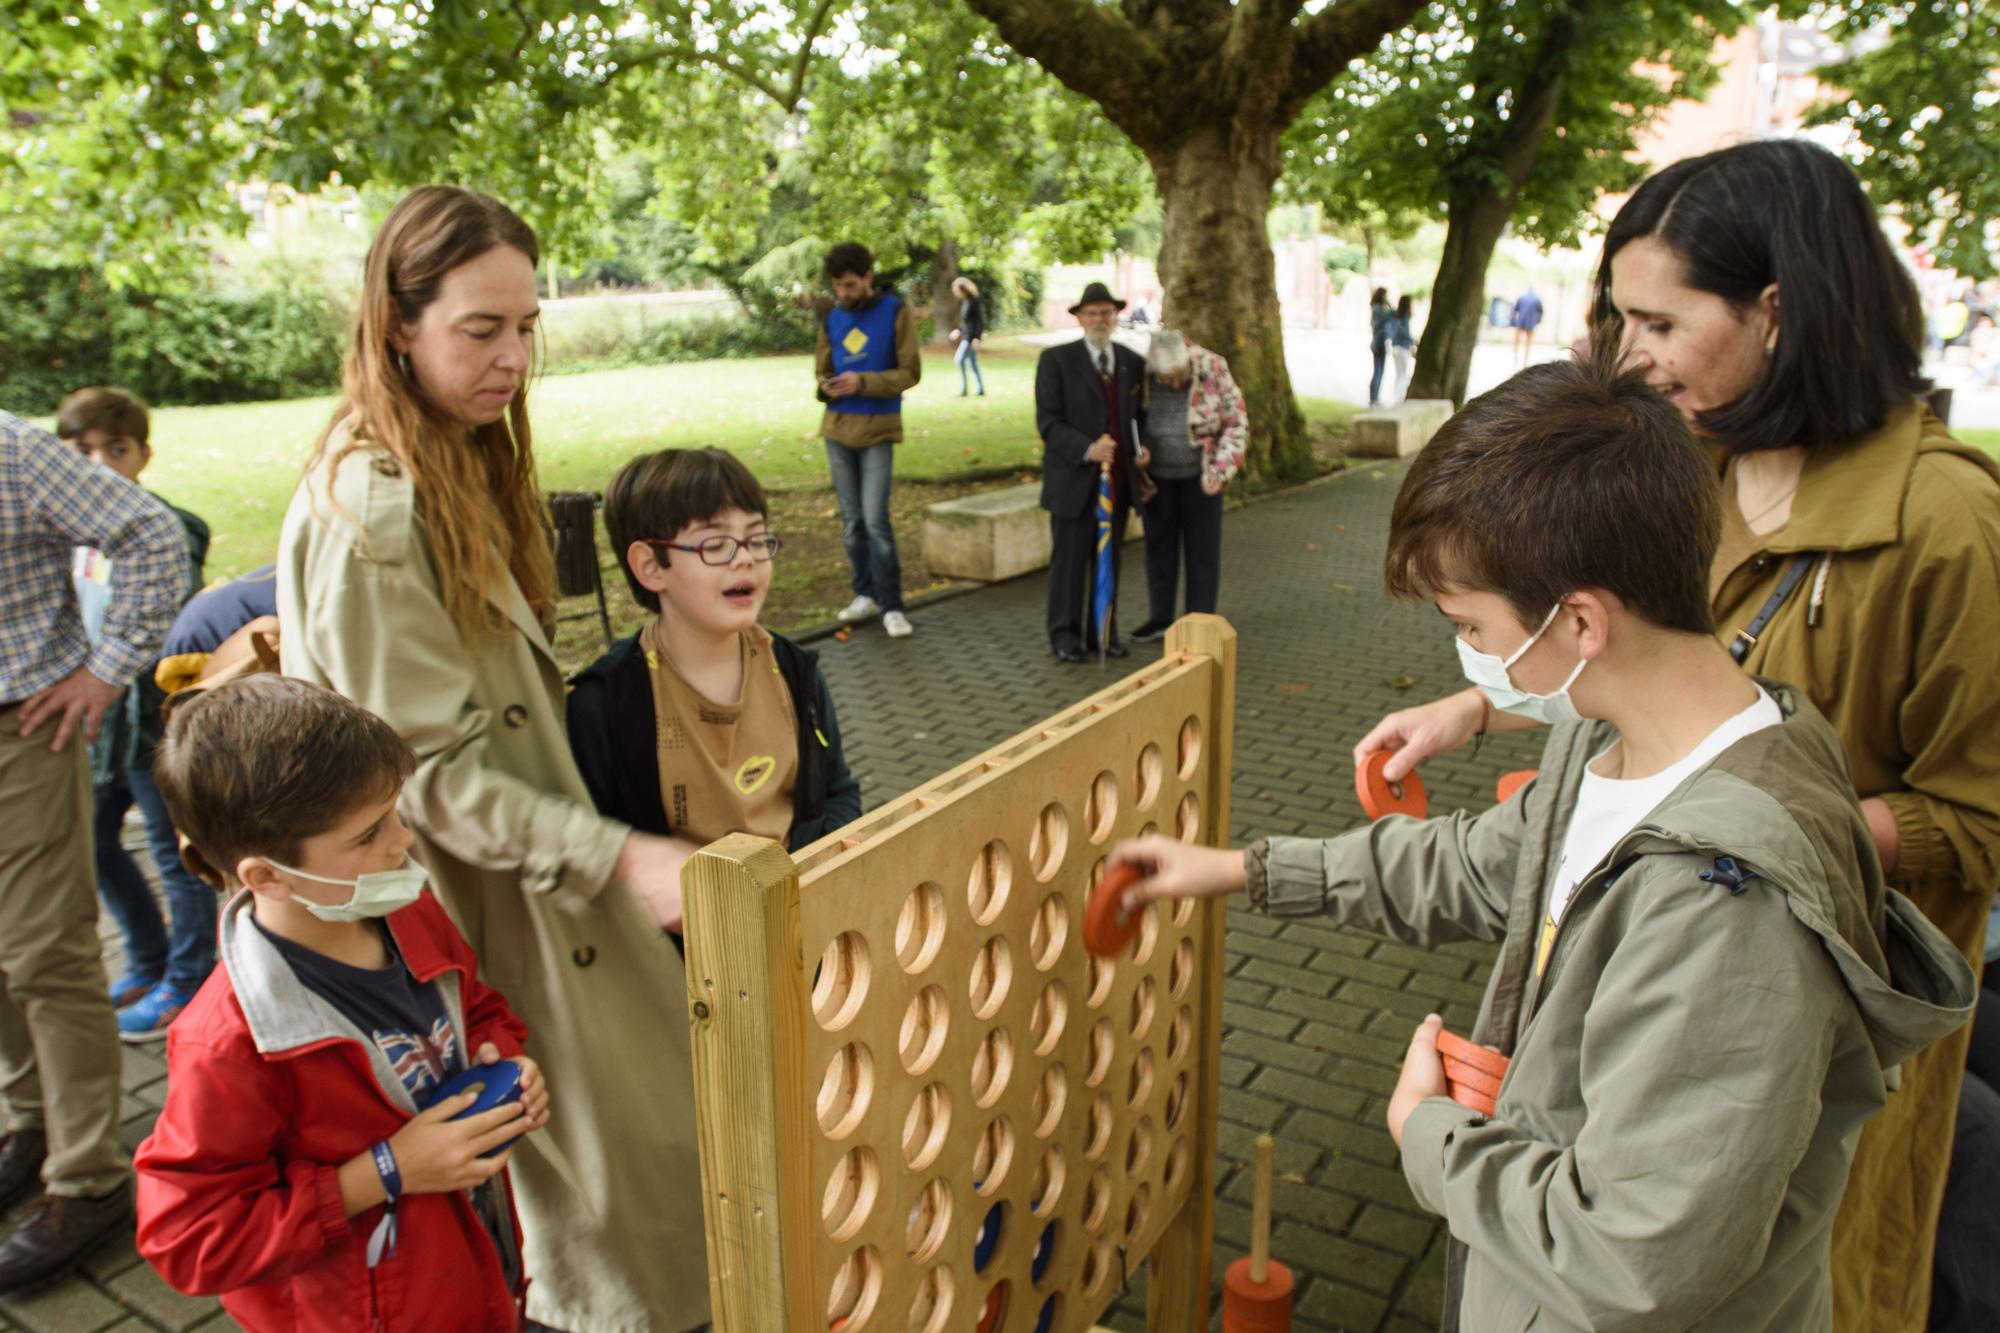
<box><xmin>620</xmin><ymin>312</ymin><xmax>816</xmax><ymax>365</ymax></box>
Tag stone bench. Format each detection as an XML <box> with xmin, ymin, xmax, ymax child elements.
<box><xmin>923</xmin><ymin>481</ymin><xmax>1146</xmax><ymax>582</ymax></box>
<box><xmin>1347</xmin><ymin>398</ymin><xmax>1454</xmax><ymax>458</ymax></box>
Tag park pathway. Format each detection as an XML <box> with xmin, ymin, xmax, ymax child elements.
<box><xmin>14</xmin><ymin>458</ymin><xmax>1542</xmax><ymax>1333</ymax></box>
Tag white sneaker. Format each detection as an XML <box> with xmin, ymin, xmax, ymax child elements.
<box><xmin>883</xmin><ymin>610</ymin><xmax>914</xmax><ymax>639</ymax></box>
<box><xmin>837</xmin><ymin>596</ymin><xmax>881</xmax><ymax>624</ymax></box>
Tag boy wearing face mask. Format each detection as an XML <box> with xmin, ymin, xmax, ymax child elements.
<box><xmin>133</xmin><ymin>675</ymin><xmax>547</xmax><ymax>1332</ymax></box>
<box><xmin>1108</xmin><ymin>357</ymin><xmax>1976</xmax><ymax>1330</ymax></box>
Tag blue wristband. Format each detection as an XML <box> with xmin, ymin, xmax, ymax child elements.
<box><xmin>370</xmin><ymin>1140</ymin><xmax>402</xmax><ymax>1204</ymax></box>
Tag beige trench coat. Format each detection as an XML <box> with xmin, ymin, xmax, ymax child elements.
<box><xmin>277</xmin><ymin>440</ymin><xmax>710</xmax><ymax>1332</ymax></box>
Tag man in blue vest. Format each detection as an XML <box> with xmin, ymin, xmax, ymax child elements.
<box><xmin>817</xmin><ymin>242</ymin><xmax>922</xmax><ymax>639</ymax></box>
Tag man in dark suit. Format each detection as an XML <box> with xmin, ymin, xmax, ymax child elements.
<box><xmin>1037</xmin><ymin>282</ymin><xmax>1148</xmax><ymax>663</ymax></box>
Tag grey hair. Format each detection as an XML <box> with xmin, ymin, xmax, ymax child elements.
<box><xmin>1147</xmin><ymin>328</ymin><xmax>1190</xmax><ymax>377</ymax></box>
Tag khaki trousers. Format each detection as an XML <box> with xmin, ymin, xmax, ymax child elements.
<box><xmin>0</xmin><ymin>705</ymin><xmax>127</xmax><ymax>1195</ymax></box>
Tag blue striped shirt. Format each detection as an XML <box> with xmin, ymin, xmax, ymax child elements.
<box><xmin>0</xmin><ymin>412</ymin><xmax>187</xmax><ymax>702</ymax></box>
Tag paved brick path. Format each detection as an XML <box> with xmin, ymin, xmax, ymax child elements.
<box><xmin>22</xmin><ymin>459</ymin><xmax>1542</xmax><ymax>1333</ymax></box>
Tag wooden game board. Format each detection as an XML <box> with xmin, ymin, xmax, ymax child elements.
<box><xmin>682</xmin><ymin>616</ymin><xmax>1237</xmax><ymax>1332</ymax></box>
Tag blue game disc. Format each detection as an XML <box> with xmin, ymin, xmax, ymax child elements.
<box><xmin>425</xmin><ymin>1061</ymin><xmax>526</xmax><ymax>1118</ymax></box>
<box><xmin>974</xmin><ymin>1203</ymin><xmax>1003</xmax><ymax>1274</ymax></box>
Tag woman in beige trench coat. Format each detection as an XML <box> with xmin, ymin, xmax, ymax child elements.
<box><xmin>278</xmin><ymin>187</ymin><xmax>711</xmax><ymax>1332</ymax></box>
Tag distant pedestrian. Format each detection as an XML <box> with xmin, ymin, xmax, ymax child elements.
<box><xmin>817</xmin><ymin>241</ymin><xmax>920</xmax><ymax>639</ymax></box>
<box><xmin>1390</xmin><ymin>296</ymin><xmax>1416</xmax><ymax>405</ymax></box>
<box><xmin>1511</xmin><ymin>286</ymin><xmax>1544</xmax><ymax>368</ymax></box>
<box><xmin>949</xmin><ymin>276</ymin><xmax>985</xmax><ymax>397</ymax></box>
<box><xmin>1368</xmin><ymin>287</ymin><xmax>1392</xmax><ymax>407</ymax></box>
<box><xmin>1131</xmin><ymin>330</ymin><xmax>1246</xmax><ymax>642</ymax></box>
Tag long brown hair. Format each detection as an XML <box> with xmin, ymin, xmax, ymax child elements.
<box><xmin>309</xmin><ymin>186</ymin><xmax>555</xmax><ymax>640</ymax></box>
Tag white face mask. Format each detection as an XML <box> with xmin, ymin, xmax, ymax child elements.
<box><xmin>1454</xmin><ymin>600</ymin><xmax>1588</xmax><ymax>725</ymax></box>
<box><xmin>264</xmin><ymin>857</ymin><xmax>428</xmax><ymax>923</ymax></box>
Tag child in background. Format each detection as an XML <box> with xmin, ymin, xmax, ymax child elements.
<box><xmin>135</xmin><ymin>675</ymin><xmax>546</xmax><ymax>1332</ymax></box>
<box><xmin>58</xmin><ymin>386</ymin><xmax>214</xmax><ymax>1039</ymax></box>
<box><xmin>568</xmin><ymin>447</ymin><xmax>861</xmax><ymax>858</ymax></box>
<box><xmin>1111</xmin><ymin>357</ymin><xmax>1975</xmax><ymax>1329</ymax></box>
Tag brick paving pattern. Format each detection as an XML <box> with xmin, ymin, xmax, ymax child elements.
<box><xmin>27</xmin><ymin>459</ymin><xmax>1541</xmax><ymax>1332</ymax></box>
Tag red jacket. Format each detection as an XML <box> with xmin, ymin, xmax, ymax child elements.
<box><xmin>135</xmin><ymin>891</ymin><xmax>531</xmax><ymax>1332</ymax></box>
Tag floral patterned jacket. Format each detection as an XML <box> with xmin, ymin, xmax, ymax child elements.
<box><xmin>1184</xmin><ymin>344</ymin><xmax>1248</xmax><ymax>487</ymax></box>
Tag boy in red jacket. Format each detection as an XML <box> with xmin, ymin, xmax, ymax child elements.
<box><xmin>134</xmin><ymin>675</ymin><xmax>549</xmax><ymax>1331</ymax></box>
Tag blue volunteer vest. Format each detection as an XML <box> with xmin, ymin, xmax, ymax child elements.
<box><xmin>825</xmin><ymin>294</ymin><xmax>903</xmax><ymax>417</ymax></box>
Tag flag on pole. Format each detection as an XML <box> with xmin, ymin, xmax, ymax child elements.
<box><xmin>1093</xmin><ymin>460</ymin><xmax>1115</xmax><ymax>669</ymax></box>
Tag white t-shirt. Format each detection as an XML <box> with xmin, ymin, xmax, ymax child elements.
<box><xmin>1545</xmin><ymin>688</ymin><xmax>1784</xmax><ymax>934</ymax></box>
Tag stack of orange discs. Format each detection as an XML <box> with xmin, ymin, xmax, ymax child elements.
<box><xmin>1494</xmin><ymin>769</ymin><xmax>1538</xmax><ymax>803</ymax></box>
<box><xmin>1355</xmin><ymin>748</ymin><xmax>1427</xmax><ymax>821</ymax></box>
<box><xmin>1436</xmin><ymin>1029</ymin><xmax>1509</xmax><ymax>1116</ymax></box>
<box><xmin>1223</xmin><ymin>1255</ymin><xmax>1294</xmax><ymax>1333</ymax></box>
<box><xmin>1084</xmin><ymin>862</ymin><xmax>1145</xmax><ymax>956</ymax></box>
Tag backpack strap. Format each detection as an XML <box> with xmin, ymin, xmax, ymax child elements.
<box><xmin>604</xmin><ymin>645</ymin><xmax>671</xmax><ymax>837</ymax></box>
<box><xmin>770</xmin><ymin>635</ymin><xmax>828</xmax><ymax>825</ymax></box>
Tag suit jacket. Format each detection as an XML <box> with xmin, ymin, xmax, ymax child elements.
<box><xmin>1036</xmin><ymin>338</ymin><xmax>1146</xmax><ymax>518</ymax></box>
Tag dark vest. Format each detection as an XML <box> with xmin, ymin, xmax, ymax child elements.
<box><xmin>825</xmin><ymin>295</ymin><xmax>903</xmax><ymax>416</ymax></box>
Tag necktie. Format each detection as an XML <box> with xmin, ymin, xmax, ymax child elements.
<box><xmin>1098</xmin><ymin>350</ymin><xmax>1111</xmax><ymax>380</ymax></box>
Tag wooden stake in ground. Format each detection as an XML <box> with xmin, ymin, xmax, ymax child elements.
<box><xmin>1223</xmin><ymin>1134</ymin><xmax>1294</xmax><ymax>1333</ymax></box>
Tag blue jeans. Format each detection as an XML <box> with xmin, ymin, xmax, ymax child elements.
<box><xmin>955</xmin><ymin>339</ymin><xmax>985</xmax><ymax>394</ymax></box>
<box><xmin>1368</xmin><ymin>344</ymin><xmax>1387</xmax><ymax>405</ymax></box>
<box><xmin>94</xmin><ymin>767</ymin><xmax>217</xmax><ymax>994</ymax></box>
<box><xmin>824</xmin><ymin>439</ymin><xmax>904</xmax><ymax>612</ymax></box>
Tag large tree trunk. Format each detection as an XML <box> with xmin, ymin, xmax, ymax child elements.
<box><xmin>929</xmin><ymin>238</ymin><xmax>959</xmax><ymax>347</ymax></box>
<box><xmin>1406</xmin><ymin>187</ymin><xmax>1514</xmax><ymax>406</ymax></box>
<box><xmin>1150</xmin><ymin>123</ymin><xmax>1310</xmax><ymax>480</ymax></box>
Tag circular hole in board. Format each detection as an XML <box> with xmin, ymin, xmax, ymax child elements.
<box><xmin>1167</xmin><ymin>1004</ymin><xmax>1194</xmax><ymax>1065</ymax></box>
<box><xmin>1085</xmin><ymin>953</ymin><xmax>1116</xmax><ymax>1010</ymax></box>
<box><xmin>973</xmin><ymin>1116</ymin><xmax>1016</xmax><ymax>1198</ymax></box>
<box><xmin>908</xmin><ymin>1264</ymin><xmax>954</xmax><ymax>1333</ymax></box>
<box><xmin>1172</xmin><ymin>895</ymin><xmax>1195</xmax><ymax>928</ymax></box>
<box><xmin>822</xmin><ymin>1146</ymin><xmax>879</xmax><ymax>1242</ymax></box>
<box><xmin>896</xmin><ymin>882</ymin><xmax>946</xmax><ymax>975</ymax></box>
<box><xmin>1128</xmin><ymin>975</ymin><xmax>1158</xmax><ymax>1042</ymax></box>
<box><xmin>1169</xmin><ymin>939</ymin><xmax>1194</xmax><ymax>1000</ymax></box>
<box><xmin>1084</xmin><ymin>770</ymin><xmax>1119</xmax><ymax>845</ymax></box>
<box><xmin>1175</xmin><ymin>791</ymin><xmax>1201</xmax><ymax>844</ymax></box>
<box><xmin>1081</xmin><ymin>1236</ymin><xmax>1114</xmax><ymax>1295</ymax></box>
<box><xmin>1164</xmin><ymin>1069</ymin><xmax>1189</xmax><ymax>1131</ymax></box>
<box><xmin>1085</xmin><ymin>1018</ymin><xmax>1115</xmax><ymax>1088</ymax></box>
<box><xmin>1029</xmin><ymin>893</ymin><xmax>1068</xmax><ymax>972</ymax></box>
<box><xmin>900</xmin><ymin>986</ymin><xmax>950</xmax><ymax>1076</ymax></box>
<box><xmin>1177</xmin><ymin>715</ymin><xmax>1203</xmax><ymax>780</ymax></box>
<box><xmin>1034</xmin><ymin>1293</ymin><xmax>1061</xmax><ymax>1333</ymax></box>
<box><xmin>811</xmin><ymin>932</ymin><xmax>871</xmax><ymax>1032</ymax></box>
<box><xmin>1127</xmin><ymin>1047</ymin><xmax>1156</xmax><ymax>1109</ymax></box>
<box><xmin>1082</xmin><ymin>1167</ymin><xmax>1111</xmax><ymax>1232</ymax></box>
<box><xmin>1084</xmin><ymin>1095</ymin><xmax>1113</xmax><ymax>1162</ymax></box>
<box><xmin>1163</xmin><ymin>1135</ymin><xmax>1191</xmax><ymax>1195</ymax></box>
<box><xmin>1031</xmin><ymin>1143</ymin><xmax>1067</xmax><ymax>1216</ymax></box>
<box><xmin>1029</xmin><ymin>802</ymin><xmax>1069</xmax><ymax>882</ymax></box>
<box><xmin>826</xmin><ymin>1243</ymin><xmax>882</xmax><ymax>1329</ymax></box>
<box><xmin>1135</xmin><ymin>742</ymin><xmax>1163</xmax><ymax>811</ymax></box>
<box><xmin>1125</xmin><ymin>1115</ymin><xmax>1155</xmax><ymax>1177</ymax></box>
<box><xmin>1033</xmin><ymin>1221</ymin><xmax>1059</xmax><ymax>1284</ymax></box>
<box><xmin>903</xmin><ymin>1081</ymin><xmax>952</xmax><ymax>1171</ymax></box>
<box><xmin>971</xmin><ymin>1027</ymin><xmax>1016</xmax><ymax>1110</ymax></box>
<box><xmin>974</xmin><ymin>1200</ymin><xmax>1008</xmax><ymax>1276</ymax></box>
<box><xmin>978</xmin><ymin>1282</ymin><xmax>1010</xmax><ymax>1333</ymax></box>
<box><xmin>969</xmin><ymin>935</ymin><xmax>1014</xmax><ymax>1021</ymax></box>
<box><xmin>1032</xmin><ymin>1063</ymin><xmax>1068</xmax><ymax>1140</ymax></box>
<box><xmin>1128</xmin><ymin>901</ymin><xmax>1160</xmax><ymax>967</ymax></box>
<box><xmin>816</xmin><ymin>1042</ymin><xmax>874</xmax><ymax>1140</ymax></box>
<box><xmin>968</xmin><ymin>840</ymin><xmax>1014</xmax><ymax>927</ymax></box>
<box><xmin>905</xmin><ymin>1177</ymin><xmax>953</xmax><ymax>1263</ymax></box>
<box><xmin>1030</xmin><ymin>980</ymin><xmax>1069</xmax><ymax>1057</ymax></box>
<box><xmin>1125</xmin><ymin>1182</ymin><xmax>1153</xmax><ymax>1242</ymax></box>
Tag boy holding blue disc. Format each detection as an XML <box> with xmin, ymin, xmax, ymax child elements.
<box><xmin>132</xmin><ymin>675</ymin><xmax>547</xmax><ymax>1331</ymax></box>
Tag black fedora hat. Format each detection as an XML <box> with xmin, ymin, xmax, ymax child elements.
<box><xmin>1068</xmin><ymin>281</ymin><xmax>1126</xmax><ymax>314</ymax></box>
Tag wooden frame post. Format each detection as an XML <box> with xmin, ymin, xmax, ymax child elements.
<box><xmin>682</xmin><ymin>833</ymin><xmax>818</xmax><ymax>1331</ymax></box>
<box><xmin>1147</xmin><ymin>614</ymin><xmax>1236</xmax><ymax>1331</ymax></box>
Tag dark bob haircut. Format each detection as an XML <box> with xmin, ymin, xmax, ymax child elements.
<box><xmin>1593</xmin><ymin>138</ymin><xmax>1929</xmax><ymax>453</ymax></box>
<box><xmin>604</xmin><ymin>447</ymin><xmax>770</xmax><ymax>612</ymax></box>
<box><xmin>1385</xmin><ymin>349</ymin><xmax>1719</xmax><ymax>637</ymax></box>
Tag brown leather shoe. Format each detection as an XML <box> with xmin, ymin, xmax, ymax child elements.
<box><xmin>0</xmin><ymin>1180</ymin><xmax>133</xmax><ymax>1293</ymax></box>
<box><xmin>0</xmin><ymin>1131</ymin><xmax>45</xmax><ymax>1214</ymax></box>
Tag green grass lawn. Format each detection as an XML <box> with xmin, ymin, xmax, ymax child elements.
<box><xmin>1958</xmin><ymin>426</ymin><xmax>1999</xmax><ymax>459</ymax></box>
<box><xmin>95</xmin><ymin>338</ymin><xmax>1356</xmax><ymax>581</ymax></box>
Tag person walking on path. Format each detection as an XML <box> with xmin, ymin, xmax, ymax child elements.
<box><xmin>1512</xmin><ymin>286</ymin><xmax>1545</xmax><ymax>368</ymax></box>
<box><xmin>277</xmin><ymin>186</ymin><xmax>711</xmax><ymax>1332</ymax></box>
<box><xmin>1390</xmin><ymin>295</ymin><xmax>1417</xmax><ymax>405</ymax></box>
<box><xmin>816</xmin><ymin>241</ymin><xmax>920</xmax><ymax>639</ymax></box>
<box><xmin>950</xmin><ymin>275</ymin><xmax>986</xmax><ymax>397</ymax></box>
<box><xmin>1367</xmin><ymin>286</ymin><xmax>1393</xmax><ymax>407</ymax></box>
<box><xmin>0</xmin><ymin>411</ymin><xmax>186</xmax><ymax>1292</ymax></box>
<box><xmin>1131</xmin><ymin>329</ymin><xmax>1246</xmax><ymax>642</ymax></box>
<box><xmin>1356</xmin><ymin>139</ymin><xmax>2000</xmax><ymax>1333</ymax></box>
<box><xmin>1036</xmin><ymin>282</ymin><xmax>1147</xmax><ymax>663</ymax></box>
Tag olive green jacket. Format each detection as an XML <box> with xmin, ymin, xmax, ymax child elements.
<box><xmin>278</xmin><ymin>438</ymin><xmax>710</xmax><ymax>1332</ymax></box>
<box><xmin>1251</xmin><ymin>684</ymin><xmax>1974</xmax><ymax>1331</ymax></box>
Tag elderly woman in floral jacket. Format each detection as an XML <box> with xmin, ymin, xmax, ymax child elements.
<box><xmin>1131</xmin><ymin>328</ymin><xmax>1248</xmax><ymax>641</ymax></box>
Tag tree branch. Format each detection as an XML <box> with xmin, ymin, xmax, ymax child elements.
<box><xmin>781</xmin><ymin>0</ymin><xmax>841</xmax><ymax>108</ymax></box>
<box><xmin>961</xmin><ymin>0</ymin><xmax>1165</xmax><ymax>142</ymax></box>
<box><xmin>1285</xmin><ymin>0</ymin><xmax>1428</xmax><ymax>112</ymax></box>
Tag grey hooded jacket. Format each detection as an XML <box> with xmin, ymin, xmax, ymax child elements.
<box><xmin>1249</xmin><ymin>683</ymin><xmax>1975</xmax><ymax>1332</ymax></box>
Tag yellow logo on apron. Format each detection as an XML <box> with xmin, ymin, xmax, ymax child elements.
<box><xmin>735</xmin><ymin>754</ymin><xmax>777</xmax><ymax>794</ymax></box>
<box><xmin>841</xmin><ymin>327</ymin><xmax>869</xmax><ymax>357</ymax></box>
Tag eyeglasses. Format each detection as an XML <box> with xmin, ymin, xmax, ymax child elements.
<box><xmin>646</xmin><ymin>534</ymin><xmax>783</xmax><ymax>565</ymax></box>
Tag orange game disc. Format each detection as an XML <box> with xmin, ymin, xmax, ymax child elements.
<box><xmin>1435</xmin><ymin>1028</ymin><xmax>1509</xmax><ymax>1081</ymax></box>
<box><xmin>1440</xmin><ymin>1056</ymin><xmax>1502</xmax><ymax>1101</ymax></box>
<box><xmin>1084</xmin><ymin>862</ymin><xmax>1146</xmax><ymax>956</ymax></box>
<box><xmin>1355</xmin><ymin>749</ymin><xmax>1427</xmax><ymax>821</ymax></box>
<box><xmin>1494</xmin><ymin>769</ymin><xmax>1538</xmax><ymax>804</ymax></box>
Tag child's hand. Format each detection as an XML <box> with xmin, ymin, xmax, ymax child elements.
<box><xmin>1105</xmin><ymin>835</ymin><xmax>1246</xmax><ymax>907</ymax></box>
<box><xmin>387</xmin><ymin>1093</ymin><xmax>528</xmax><ymax>1194</ymax></box>
<box><xmin>473</xmin><ymin>1043</ymin><xmax>550</xmax><ymax>1133</ymax></box>
<box><xmin>1387</xmin><ymin>1014</ymin><xmax>1450</xmax><ymax>1148</ymax></box>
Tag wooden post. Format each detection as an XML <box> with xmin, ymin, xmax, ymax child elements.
<box><xmin>1250</xmin><ymin>1134</ymin><xmax>1274</xmax><ymax>1284</ymax></box>
<box><xmin>1147</xmin><ymin>614</ymin><xmax>1236</xmax><ymax>1332</ymax></box>
<box><xmin>682</xmin><ymin>833</ymin><xmax>817</xmax><ymax>1332</ymax></box>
